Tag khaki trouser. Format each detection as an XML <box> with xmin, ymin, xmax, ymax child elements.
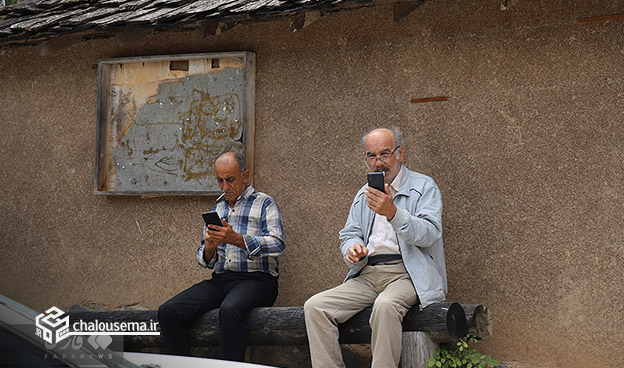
<box><xmin>304</xmin><ymin>262</ymin><xmax>418</xmax><ymax>368</ymax></box>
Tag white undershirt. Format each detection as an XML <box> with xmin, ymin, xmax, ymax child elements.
<box><xmin>367</xmin><ymin>167</ymin><xmax>403</xmax><ymax>256</ymax></box>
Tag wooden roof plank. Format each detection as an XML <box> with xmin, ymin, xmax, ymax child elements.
<box><xmin>124</xmin><ymin>7</ymin><xmax>187</xmax><ymax>24</ymax></box>
<box><xmin>93</xmin><ymin>5</ymin><xmax>200</xmax><ymax>27</ymax></box>
<box><xmin>0</xmin><ymin>15</ymin><xmax>35</xmax><ymax>32</ymax></box>
<box><xmin>118</xmin><ymin>0</ymin><xmax>161</xmax><ymax>11</ymax></box>
<box><xmin>88</xmin><ymin>8</ymin><xmax>160</xmax><ymax>26</ymax></box>
<box><xmin>97</xmin><ymin>0</ymin><xmax>140</xmax><ymax>6</ymax></box>
<box><xmin>232</xmin><ymin>0</ymin><xmax>269</xmax><ymax>12</ymax></box>
<box><xmin>154</xmin><ymin>0</ymin><xmax>239</xmax><ymax>21</ymax></box>
<box><xmin>140</xmin><ymin>0</ymin><xmax>190</xmax><ymax>8</ymax></box>
<box><xmin>32</xmin><ymin>0</ymin><xmax>69</xmax><ymax>9</ymax></box>
<box><xmin>8</xmin><ymin>14</ymin><xmax>48</xmax><ymax>31</ymax></box>
<box><xmin>228</xmin><ymin>0</ymin><xmax>284</xmax><ymax>13</ymax></box>
<box><xmin>21</xmin><ymin>8</ymin><xmax>91</xmax><ymax>30</ymax></box>
<box><xmin>60</xmin><ymin>7</ymin><xmax>125</xmax><ymax>27</ymax></box>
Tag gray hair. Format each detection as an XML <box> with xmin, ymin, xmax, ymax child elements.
<box><xmin>215</xmin><ymin>151</ymin><xmax>247</xmax><ymax>174</ymax></box>
<box><xmin>361</xmin><ymin>127</ymin><xmax>404</xmax><ymax>151</ymax></box>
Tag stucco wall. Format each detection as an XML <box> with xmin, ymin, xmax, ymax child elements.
<box><xmin>1</xmin><ymin>0</ymin><xmax>622</xmax><ymax>366</ymax></box>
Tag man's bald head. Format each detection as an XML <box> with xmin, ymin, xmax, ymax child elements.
<box><xmin>361</xmin><ymin>127</ymin><xmax>403</xmax><ymax>151</ymax></box>
<box><xmin>215</xmin><ymin>151</ymin><xmax>247</xmax><ymax>175</ymax></box>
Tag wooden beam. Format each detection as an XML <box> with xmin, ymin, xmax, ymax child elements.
<box><xmin>393</xmin><ymin>0</ymin><xmax>425</xmax><ymax>22</ymax></box>
<box><xmin>410</xmin><ymin>96</ymin><xmax>450</xmax><ymax>103</ymax></box>
<box><xmin>39</xmin><ymin>30</ymin><xmax>101</xmax><ymax>56</ymax></box>
<box><xmin>290</xmin><ymin>11</ymin><xmax>322</xmax><ymax>33</ymax></box>
<box><xmin>200</xmin><ymin>21</ymin><xmax>238</xmax><ymax>38</ymax></box>
<box><xmin>576</xmin><ymin>14</ymin><xmax>624</xmax><ymax>24</ymax></box>
<box><xmin>500</xmin><ymin>0</ymin><xmax>519</xmax><ymax>11</ymax></box>
<box><xmin>113</xmin><ymin>28</ymin><xmax>152</xmax><ymax>48</ymax></box>
<box><xmin>69</xmin><ymin>302</ymin><xmax>469</xmax><ymax>349</ymax></box>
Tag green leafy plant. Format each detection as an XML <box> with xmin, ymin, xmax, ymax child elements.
<box><xmin>428</xmin><ymin>334</ymin><xmax>499</xmax><ymax>368</ymax></box>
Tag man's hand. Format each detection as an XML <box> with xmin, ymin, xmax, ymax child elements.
<box><xmin>365</xmin><ymin>183</ymin><xmax>397</xmax><ymax>220</ymax></box>
<box><xmin>204</xmin><ymin>227</ymin><xmax>220</xmax><ymax>250</ymax></box>
<box><xmin>202</xmin><ymin>227</ymin><xmax>220</xmax><ymax>262</ymax></box>
<box><xmin>206</xmin><ymin>218</ymin><xmax>246</xmax><ymax>249</ymax></box>
<box><xmin>346</xmin><ymin>243</ymin><xmax>368</xmax><ymax>264</ymax></box>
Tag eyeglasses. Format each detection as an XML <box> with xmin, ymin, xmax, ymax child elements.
<box><xmin>364</xmin><ymin>146</ymin><xmax>401</xmax><ymax>164</ymax></box>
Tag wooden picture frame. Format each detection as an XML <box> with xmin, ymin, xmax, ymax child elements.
<box><xmin>94</xmin><ymin>52</ymin><xmax>255</xmax><ymax>195</ymax></box>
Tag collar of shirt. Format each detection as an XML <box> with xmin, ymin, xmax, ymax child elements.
<box><xmin>389</xmin><ymin>166</ymin><xmax>404</xmax><ymax>197</ymax></box>
<box><xmin>227</xmin><ymin>184</ymin><xmax>254</xmax><ymax>208</ymax></box>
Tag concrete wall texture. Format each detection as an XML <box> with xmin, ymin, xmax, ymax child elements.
<box><xmin>0</xmin><ymin>0</ymin><xmax>622</xmax><ymax>366</ymax></box>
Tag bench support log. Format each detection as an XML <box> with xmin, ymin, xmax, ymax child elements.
<box><xmin>400</xmin><ymin>331</ymin><xmax>437</xmax><ymax>368</ymax></box>
<box><xmin>462</xmin><ymin>304</ymin><xmax>492</xmax><ymax>340</ymax></box>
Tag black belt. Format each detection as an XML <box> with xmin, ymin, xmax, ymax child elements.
<box><xmin>367</xmin><ymin>254</ymin><xmax>402</xmax><ymax>266</ymax></box>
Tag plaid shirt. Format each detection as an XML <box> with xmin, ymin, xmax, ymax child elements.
<box><xmin>197</xmin><ymin>185</ymin><xmax>285</xmax><ymax>276</ymax></box>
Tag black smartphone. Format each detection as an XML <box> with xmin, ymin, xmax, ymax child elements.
<box><xmin>367</xmin><ymin>172</ymin><xmax>385</xmax><ymax>193</ymax></box>
<box><xmin>202</xmin><ymin>211</ymin><xmax>224</xmax><ymax>227</ymax></box>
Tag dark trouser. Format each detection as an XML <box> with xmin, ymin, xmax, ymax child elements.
<box><xmin>157</xmin><ymin>271</ymin><xmax>278</xmax><ymax>361</ymax></box>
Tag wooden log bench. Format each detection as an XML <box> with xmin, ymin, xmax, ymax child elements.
<box><xmin>69</xmin><ymin>302</ymin><xmax>492</xmax><ymax>368</ymax></box>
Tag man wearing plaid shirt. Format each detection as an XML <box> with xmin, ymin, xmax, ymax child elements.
<box><xmin>158</xmin><ymin>151</ymin><xmax>285</xmax><ymax>362</ymax></box>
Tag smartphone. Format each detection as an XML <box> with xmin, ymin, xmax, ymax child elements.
<box><xmin>367</xmin><ymin>172</ymin><xmax>385</xmax><ymax>193</ymax></box>
<box><xmin>202</xmin><ymin>211</ymin><xmax>224</xmax><ymax>227</ymax></box>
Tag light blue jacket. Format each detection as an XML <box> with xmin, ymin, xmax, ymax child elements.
<box><xmin>339</xmin><ymin>166</ymin><xmax>447</xmax><ymax>309</ymax></box>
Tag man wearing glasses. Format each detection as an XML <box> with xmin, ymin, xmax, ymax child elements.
<box><xmin>304</xmin><ymin>127</ymin><xmax>447</xmax><ymax>368</ymax></box>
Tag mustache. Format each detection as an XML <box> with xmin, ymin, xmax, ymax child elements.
<box><xmin>216</xmin><ymin>190</ymin><xmax>235</xmax><ymax>203</ymax></box>
<box><xmin>374</xmin><ymin>166</ymin><xmax>390</xmax><ymax>172</ymax></box>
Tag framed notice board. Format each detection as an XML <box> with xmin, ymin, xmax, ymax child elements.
<box><xmin>94</xmin><ymin>52</ymin><xmax>255</xmax><ymax>195</ymax></box>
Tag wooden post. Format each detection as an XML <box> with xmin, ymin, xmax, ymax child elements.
<box><xmin>462</xmin><ymin>304</ymin><xmax>493</xmax><ymax>340</ymax></box>
<box><xmin>399</xmin><ymin>331</ymin><xmax>437</xmax><ymax>368</ymax></box>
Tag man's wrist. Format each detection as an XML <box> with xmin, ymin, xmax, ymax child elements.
<box><xmin>232</xmin><ymin>233</ymin><xmax>246</xmax><ymax>249</ymax></box>
<box><xmin>386</xmin><ymin>205</ymin><xmax>397</xmax><ymax>221</ymax></box>
<box><xmin>203</xmin><ymin>246</ymin><xmax>216</xmax><ymax>262</ymax></box>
